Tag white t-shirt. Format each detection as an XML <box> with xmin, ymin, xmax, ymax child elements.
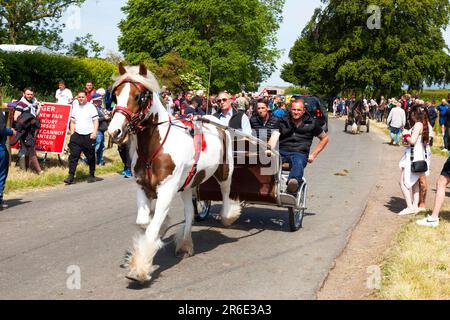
<box><xmin>71</xmin><ymin>102</ymin><xmax>99</xmax><ymax>135</ymax></box>
<box><xmin>55</xmin><ymin>88</ymin><xmax>73</xmax><ymax>104</ymax></box>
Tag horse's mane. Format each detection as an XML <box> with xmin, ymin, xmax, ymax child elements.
<box><xmin>112</xmin><ymin>65</ymin><xmax>161</xmax><ymax>93</ymax></box>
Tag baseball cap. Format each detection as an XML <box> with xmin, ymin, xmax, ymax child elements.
<box><xmin>91</xmin><ymin>93</ymin><xmax>103</xmax><ymax>101</ymax></box>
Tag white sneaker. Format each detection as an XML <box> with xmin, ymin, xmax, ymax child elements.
<box><xmin>416</xmin><ymin>207</ymin><xmax>427</xmax><ymax>213</ymax></box>
<box><xmin>398</xmin><ymin>208</ymin><xmax>417</xmax><ymax>216</ymax></box>
<box><xmin>416</xmin><ymin>215</ymin><xmax>439</xmax><ymax>227</ymax></box>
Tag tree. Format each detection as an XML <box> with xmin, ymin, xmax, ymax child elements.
<box><xmin>66</xmin><ymin>33</ymin><xmax>104</xmax><ymax>58</ymax></box>
<box><xmin>0</xmin><ymin>0</ymin><xmax>86</xmax><ymax>50</ymax></box>
<box><xmin>118</xmin><ymin>0</ymin><xmax>285</xmax><ymax>93</ymax></box>
<box><xmin>105</xmin><ymin>50</ymin><xmax>125</xmax><ymax>66</ymax></box>
<box><xmin>282</xmin><ymin>0</ymin><xmax>450</xmax><ymax>97</ymax></box>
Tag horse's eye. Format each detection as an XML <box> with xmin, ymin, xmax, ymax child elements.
<box><xmin>134</xmin><ymin>94</ymin><xmax>141</xmax><ymax>102</ymax></box>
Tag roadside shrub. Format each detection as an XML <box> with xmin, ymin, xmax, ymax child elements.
<box><xmin>285</xmin><ymin>86</ymin><xmax>310</xmax><ymax>95</ymax></box>
<box><xmin>0</xmin><ymin>52</ymin><xmax>117</xmax><ymax>99</ymax></box>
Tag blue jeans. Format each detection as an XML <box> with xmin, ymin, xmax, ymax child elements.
<box><xmin>444</xmin><ymin>126</ymin><xmax>449</xmax><ymax>149</ymax></box>
<box><xmin>280</xmin><ymin>151</ymin><xmax>308</xmax><ymax>184</ymax></box>
<box><xmin>0</xmin><ymin>149</ymin><xmax>9</xmax><ymax>204</ymax></box>
<box><xmin>390</xmin><ymin>127</ymin><xmax>401</xmax><ymax>144</ymax></box>
<box><xmin>95</xmin><ymin>131</ymin><xmax>105</xmax><ymax>165</ymax></box>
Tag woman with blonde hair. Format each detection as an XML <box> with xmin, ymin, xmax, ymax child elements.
<box><xmin>398</xmin><ymin>107</ymin><xmax>431</xmax><ymax>215</ymax></box>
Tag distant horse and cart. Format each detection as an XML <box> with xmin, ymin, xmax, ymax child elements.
<box><xmin>344</xmin><ymin>100</ymin><xmax>370</xmax><ymax>134</ymax></box>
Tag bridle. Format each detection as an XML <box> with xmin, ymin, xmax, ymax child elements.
<box><xmin>111</xmin><ymin>78</ymin><xmax>173</xmax><ymax>183</ymax></box>
<box><xmin>112</xmin><ymin>79</ymin><xmax>163</xmax><ymax>134</ymax></box>
<box><xmin>111</xmin><ymin>78</ymin><xmax>205</xmax><ymax>193</ymax></box>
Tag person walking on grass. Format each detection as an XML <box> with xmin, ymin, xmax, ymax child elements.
<box><xmin>387</xmin><ymin>100</ymin><xmax>406</xmax><ymax>146</ymax></box>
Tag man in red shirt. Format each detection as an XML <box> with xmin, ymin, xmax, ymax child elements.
<box><xmin>85</xmin><ymin>81</ymin><xmax>96</xmax><ymax>102</ymax></box>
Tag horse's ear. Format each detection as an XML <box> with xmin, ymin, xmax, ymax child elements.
<box><xmin>139</xmin><ymin>63</ymin><xmax>147</xmax><ymax>77</ymax></box>
<box><xmin>119</xmin><ymin>62</ymin><xmax>127</xmax><ymax>76</ymax></box>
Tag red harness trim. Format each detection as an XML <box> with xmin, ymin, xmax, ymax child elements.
<box><xmin>178</xmin><ymin>118</ymin><xmax>207</xmax><ymax>192</ymax></box>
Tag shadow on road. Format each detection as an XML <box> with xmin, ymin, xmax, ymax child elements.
<box><xmin>126</xmin><ymin>229</ymin><xmax>240</xmax><ymax>290</ymax></box>
<box><xmin>125</xmin><ymin>204</ymin><xmax>317</xmax><ymax>289</ymax></box>
<box><xmin>196</xmin><ymin>204</ymin><xmax>308</xmax><ymax>232</ymax></box>
<box><xmin>3</xmin><ymin>198</ymin><xmax>31</xmax><ymax>210</ymax></box>
<box><xmin>384</xmin><ymin>196</ymin><xmax>405</xmax><ymax>214</ymax></box>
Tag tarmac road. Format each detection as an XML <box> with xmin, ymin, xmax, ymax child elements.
<box><xmin>0</xmin><ymin>118</ymin><xmax>383</xmax><ymax>299</ymax></box>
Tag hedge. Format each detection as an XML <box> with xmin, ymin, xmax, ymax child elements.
<box><xmin>0</xmin><ymin>52</ymin><xmax>117</xmax><ymax>100</ymax></box>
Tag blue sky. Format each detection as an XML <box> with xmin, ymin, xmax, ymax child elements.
<box><xmin>61</xmin><ymin>0</ymin><xmax>450</xmax><ymax>87</ymax></box>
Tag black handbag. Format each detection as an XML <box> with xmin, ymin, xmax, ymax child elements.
<box><xmin>411</xmin><ymin>143</ymin><xmax>428</xmax><ymax>173</ymax></box>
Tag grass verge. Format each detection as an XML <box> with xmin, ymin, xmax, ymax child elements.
<box><xmin>368</xmin><ymin>118</ymin><xmax>450</xmax><ymax>299</ymax></box>
<box><xmin>5</xmin><ymin>147</ymin><xmax>123</xmax><ymax>195</ymax></box>
<box><xmin>375</xmin><ymin>211</ymin><xmax>450</xmax><ymax>300</ymax></box>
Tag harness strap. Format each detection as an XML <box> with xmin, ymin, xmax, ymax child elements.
<box><xmin>137</xmin><ymin>117</ymin><xmax>173</xmax><ymax>182</ymax></box>
<box><xmin>178</xmin><ymin>120</ymin><xmax>204</xmax><ymax>192</ymax></box>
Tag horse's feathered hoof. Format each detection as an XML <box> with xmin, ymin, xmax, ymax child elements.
<box><xmin>126</xmin><ymin>272</ymin><xmax>151</xmax><ymax>284</ymax></box>
<box><xmin>175</xmin><ymin>239</ymin><xmax>194</xmax><ymax>259</ymax></box>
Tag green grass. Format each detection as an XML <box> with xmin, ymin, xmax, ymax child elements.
<box><xmin>5</xmin><ymin>147</ymin><xmax>124</xmax><ymax>195</ymax></box>
<box><xmin>416</xmin><ymin>89</ymin><xmax>449</xmax><ymax>102</ymax></box>
<box><xmin>375</xmin><ymin>211</ymin><xmax>450</xmax><ymax>300</ymax></box>
<box><xmin>368</xmin><ymin>115</ymin><xmax>450</xmax><ymax>299</ymax></box>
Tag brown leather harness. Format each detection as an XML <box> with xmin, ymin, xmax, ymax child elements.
<box><xmin>112</xmin><ymin>79</ymin><xmax>203</xmax><ymax>192</ymax></box>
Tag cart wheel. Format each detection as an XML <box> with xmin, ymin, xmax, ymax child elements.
<box><xmin>288</xmin><ymin>187</ymin><xmax>306</xmax><ymax>232</ymax></box>
<box><xmin>366</xmin><ymin>120</ymin><xmax>370</xmax><ymax>133</ymax></box>
<box><xmin>193</xmin><ymin>198</ymin><xmax>211</xmax><ymax>222</ymax></box>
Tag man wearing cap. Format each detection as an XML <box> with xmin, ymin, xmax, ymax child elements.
<box><xmin>387</xmin><ymin>100</ymin><xmax>406</xmax><ymax>146</ymax></box>
<box><xmin>64</xmin><ymin>91</ymin><xmax>99</xmax><ymax>184</ymax></box>
<box><xmin>279</xmin><ymin>99</ymin><xmax>329</xmax><ymax>194</ymax></box>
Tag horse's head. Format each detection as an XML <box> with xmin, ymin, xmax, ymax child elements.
<box><xmin>108</xmin><ymin>62</ymin><xmax>161</xmax><ymax>144</ymax></box>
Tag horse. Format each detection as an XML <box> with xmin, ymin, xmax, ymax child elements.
<box><xmin>108</xmin><ymin>63</ymin><xmax>241</xmax><ymax>283</ymax></box>
<box><xmin>349</xmin><ymin>99</ymin><xmax>365</xmax><ymax>134</ymax></box>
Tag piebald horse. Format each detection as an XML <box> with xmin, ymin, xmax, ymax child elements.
<box><xmin>108</xmin><ymin>63</ymin><xmax>241</xmax><ymax>283</ymax></box>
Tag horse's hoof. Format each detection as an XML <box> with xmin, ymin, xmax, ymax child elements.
<box><xmin>126</xmin><ymin>272</ymin><xmax>151</xmax><ymax>284</ymax></box>
<box><xmin>175</xmin><ymin>247</ymin><xmax>194</xmax><ymax>259</ymax></box>
<box><xmin>221</xmin><ymin>216</ymin><xmax>239</xmax><ymax>227</ymax></box>
<box><xmin>136</xmin><ymin>223</ymin><xmax>149</xmax><ymax>230</ymax></box>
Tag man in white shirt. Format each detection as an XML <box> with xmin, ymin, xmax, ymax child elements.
<box><xmin>212</xmin><ymin>91</ymin><xmax>252</xmax><ymax>135</ymax></box>
<box><xmin>387</xmin><ymin>100</ymin><xmax>406</xmax><ymax>146</ymax></box>
<box><xmin>55</xmin><ymin>80</ymin><xmax>73</xmax><ymax>104</ymax></box>
<box><xmin>64</xmin><ymin>91</ymin><xmax>99</xmax><ymax>184</ymax></box>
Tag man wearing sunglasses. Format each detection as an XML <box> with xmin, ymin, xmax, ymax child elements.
<box><xmin>279</xmin><ymin>99</ymin><xmax>329</xmax><ymax>194</ymax></box>
<box><xmin>213</xmin><ymin>92</ymin><xmax>252</xmax><ymax>135</ymax></box>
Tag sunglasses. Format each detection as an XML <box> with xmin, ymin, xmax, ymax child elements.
<box><xmin>218</xmin><ymin>98</ymin><xmax>228</xmax><ymax>103</ymax></box>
